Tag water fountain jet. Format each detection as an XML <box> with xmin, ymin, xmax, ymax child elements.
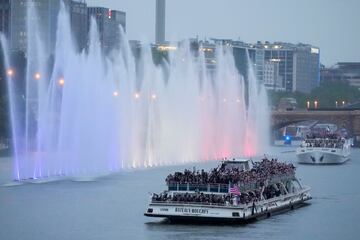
<box><xmin>0</xmin><ymin>3</ymin><xmax>270</xmax><ymax>181</ymax></box>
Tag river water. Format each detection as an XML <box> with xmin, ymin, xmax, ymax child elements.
<box><xmin>0</xmin><ymin>147</ymin><xmax>359</xmax><ymax>240</ymax></box>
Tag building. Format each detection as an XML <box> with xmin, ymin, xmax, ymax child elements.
<box><xmin>1</xmin><ymin>0</ymin><xmax>129</xmax><ymax>55</ymax></box>
<box><xmin>0</xmin><ymin>0</ymin><xmax>10</xmax><ymax>37</ymax></box>
<box><xmin>263</xmin><ymin>60</ymin><xmax>284</xmax><ymax>91</ymax></box>
<box><xmin>256</xmin><ymin>41</ymin><xmax>320</xmax><ymax>93</ymax></box>
<box><xmin>1</xmin><ymin>0</ymin><xmax>88</xmax><ymax>54</ymax></box>
<box><xmin>8</xmin><ymin>0</ymin><xmax>29</xmax><ymax>53</ymax></box>
<box><xmin>202</xmin><ymin>39</ymin><xmax>319</xmax><ymax>92</ymax></box>
<box><xmin>140</xmin><ymin>37</ymin><xmax>320</xmax><ymax>94</ymax></box>
<box><xmin>155</xmin><ymin>0</ymin><xmax>165</xmax><ymax>44</ymax></box>
<box><xmin>88</xmin><ymin>7</ymin><xmax>126</xmax><ymax>53</ymax></box>
<box><xmin>321</xmin><ymin>62</ymin><xmax>360</xmax><ymax>89</ymax></box>
<box><xmin>293</xmin><ymin>44</ymin><xmax>320</xmax><ymax>93</ymax></box>
<box><xmin>233</xmin><ymin>43</ymin><xmax>257</xmax><ymax>81</ymax></box>
<box><xmin>68</xmin><ymin>0</ymin><xmax>88</xmax><ymax>52</ymax></box>
<box><xmin>210</xmin><ymin>39</ymin><xmax>257</xmax><ymax>81</ymax></box>
<box><xmin>320</xmin><ymin>66</ymin><xmax>345</xmax><ymax>83</ymax></box>
<box><xmin>153</xmin><ymin>38</ymin><xmax>320</xmax><ymax>94</ymax></box>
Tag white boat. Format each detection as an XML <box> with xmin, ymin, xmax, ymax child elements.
<box><xmin>144</xmin><ymin>159</ymin><xmax>311</xmax><ymax>223</ymax></box>
<box><xmin>296</xmin><ymin>138</ymin><xmax>351</xmax><ymax>164</ymax></box>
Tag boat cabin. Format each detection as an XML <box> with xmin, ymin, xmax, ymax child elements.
<box><xmin>220</xmin><ymin>158</ymin><xmax>252</xmax><ymax>171</ymax></box>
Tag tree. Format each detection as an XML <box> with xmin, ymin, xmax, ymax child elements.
<box><xmin>308</xmin><ymin>81</ymin><xmax>360</xmax><ymax>108</ymax></box>
<box><xmin>268</xmin><ymin>81</ymin><xmax>360</xmax><ymax>109</ymax></box>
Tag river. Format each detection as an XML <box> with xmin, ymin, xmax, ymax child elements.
<box><xmin>0</xmin><ymin>147</ymin><xmax>359</xmax><ymax>240</ymax></box>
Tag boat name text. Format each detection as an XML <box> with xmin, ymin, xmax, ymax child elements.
<box><xmin>175</xmin><ymin>207</ymin><xmax>209</xmax><ymax>214</ymax></box>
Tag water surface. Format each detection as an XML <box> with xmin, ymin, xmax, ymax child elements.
<box><xmin>0</xmin><ymin>147</ymin><xmax>359</xmax><ymax>240</ymax></box>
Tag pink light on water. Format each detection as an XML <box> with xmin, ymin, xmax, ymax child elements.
<box><xmin>243</xmin><ymin>126</ymin><xmax>257</xmax><ymax>157</ymax></box>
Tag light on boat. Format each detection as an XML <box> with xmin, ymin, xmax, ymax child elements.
<box><xmin>151</xmin><ymin>94</ymin><xmax>157</xmax><ymax>100</ymax></box>
<box><xmin>113</xmin><ymin>91</ymin><xmax>119</xmax><ymax>97</ymax></box>
<box><xmin>134</xmin><ymin>92</ymin><xmax>140</xmax><ymax>99</ymax></box>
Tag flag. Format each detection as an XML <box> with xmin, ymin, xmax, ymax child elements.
<box><xmin>229</xmin><ymin>185</ymin><xmax>240</xmax><ymax>195</ymax></box>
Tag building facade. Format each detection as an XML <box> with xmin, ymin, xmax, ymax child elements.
<box><xmin>293</xmin><ymin>44</ymin><xmax>320</xmax><ymax>93</ymax></box>
<box><xmin>1</xmin><ymin>0</ymin><xmax>126</xmax><ymax>55</ymax></box>
<box><xmin>2</xmin><ymin>0</ymin><xmax>88</xmax><ymax>54</ymax></box>
<box><xmin>210</xmin><ymin>39</ymin><xmax>257</xmax><ymax>81</ymax></box>
<box><xmin>68</xmin><ymin>0</ymin><xmax>88</xmax><ymax>52</ymax></box>
<box><xmin>155</xmin><ymin>0</ymin><xmax>165</xmax><ymax>44</ymax></box>
<box><xmin>154</xmin><ymin>39</ymin><xmax>320</xmax><ymax>94</ymax></box>
<box><xmin>197</xmin><ymin>39</ymin><xmax>320</xmax><ymax>93</ymax></box>
<box><xmin>256</xmin><ymin>41</ymin><xmax>320</xmax><ymax>93</ymax></box>
<box><xmin>0</xmin><ymin>0</ymin><xmax>10</xmax><ymax>37</ymax></box>
<box><xmin>263</xmin><ymin>60</ymin><xmax>284</xmax><ymax>91</ymax></box>
<box><xmin>88</xmin><ymin>7</ymin><xmax>126</xmax><ymax>53</ymax></box>
<box><xmin>321</xmin><ymin>62</ymin><xmax>360</xmax><ymax>89</ymax></box>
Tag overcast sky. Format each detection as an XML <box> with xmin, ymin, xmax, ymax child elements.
<box><xmin>86</xmin><ymin>0</ymin><xmax>360</xmax><ymax>66</ymax></box>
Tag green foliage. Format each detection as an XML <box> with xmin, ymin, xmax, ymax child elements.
<box><xmin>309</xmin><ymin>81</ymin><xmax>360</xmax><ymax>108</ymax></box>
<box><xmin>268</xmin><ymin>81</ymin><xmax>360</xmax><ymax>109</ymax></box>
<box><xmin>268</xmin><ymin>90</ymin><xmax>308</xmax><ymax>108</ymax></box>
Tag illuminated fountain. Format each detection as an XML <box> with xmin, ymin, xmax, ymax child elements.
<box><xmin>0</xmin><ymin>3</ymin><xmax>269</xmax><ymax>180</ymax></box>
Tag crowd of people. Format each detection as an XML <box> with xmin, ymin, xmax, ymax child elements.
<box><xmin>303</xmin><ymin>138</ymin><xmax>345</xmax><ymax>148</ymax></box>
<box><xmin>165</xmin><ymin>158</ymin><xmax>295</xmax><ymax>187</ymax></box>
<box><xmin>152</xmin><ymin>183</ymin><xmax>285</xmax><ymax>206</ymax></box>
<box><xmin>303</xmin><ymin>133</ymin><xmax>346</xmax><ymax>148</ymax></box>
<box><xmin>306</xmin><ymin>132</ymin><xmax>339</xmax><ymax>140</ymax></box>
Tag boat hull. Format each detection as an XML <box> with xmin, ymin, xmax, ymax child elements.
<box><xmin>296</xmin><ymin>148</ymin><xmax>350</xmax><ymax>164</ymax></box>
<box><xmin>144</xmin><ymin>187</ymin><xmax>311</xmax><ymax>223</ymax></box>
<box><xmin>165</xmin><ymin>203</ymin><xmax>310</xmax><ymax>224</ymax></box>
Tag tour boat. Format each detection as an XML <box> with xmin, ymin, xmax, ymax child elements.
<box><xmin>296</xmin><ymin>138</ymin><xmax>351</xmax><ymax>164</ymax></box>
<box><xmin>144</xmin><ymin>158</ymin><xmax>311</xmax><ymax>223</ymax></box>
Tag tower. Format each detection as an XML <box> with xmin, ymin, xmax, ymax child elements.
<box><xmin>155</xmin><ymin>0</ymin><xmax>165</xmax><ymax>44</ymax></box>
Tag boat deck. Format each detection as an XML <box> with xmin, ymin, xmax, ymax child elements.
<box><xmin>145</xmin><ymin>187</ymin><xmax>311</xmax><ymax>223</ymax></box>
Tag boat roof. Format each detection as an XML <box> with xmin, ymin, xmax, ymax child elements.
<box><xmin>314</xmin><ymin>123</ymin><xmax>337</xmax><ymax>128</ymax></box>
<box><xmin>222</xmin><ymin>158</ymin><xmax>250</xmax><ymax>163</ymax></box>
<box><xmin>221</xmin><ymin>158</ymin><xmax>252</xmax><ymax>171</ymax></box>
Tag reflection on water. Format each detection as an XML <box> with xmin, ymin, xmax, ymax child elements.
<box><xmin>0</xmin><ymin>147</ymin><xmax>360</xmax><ymax>240</ymax></box>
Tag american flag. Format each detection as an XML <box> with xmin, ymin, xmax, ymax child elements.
<box><xmin>229</xmin><ymin>185</ymin><xmax>240</xmax><ymax>195</ymax></box>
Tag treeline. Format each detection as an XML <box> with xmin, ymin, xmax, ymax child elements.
<box><xmin>268</xmin><ymin>81</ymin><xmax>360</xmax><ymax>109</ymax></box>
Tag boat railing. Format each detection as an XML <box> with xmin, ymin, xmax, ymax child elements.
<box><xmin>267</xmin><ymin>174</ymin><xmax>295</xmax><ymax>185</ymax></box>
<box><xmin>151</xmin><ymin>200</ymin><xmax>229</xmax><ymax>207</ymax></box>
<box><xmin>300</xmin><ymin>138</ymin><xmax>346</xmax><ymax>149</ymax></box>
<box><xmin>167</xmin><ymin>183</ymin><xmax>230</xmax><ymax>193</ymax></box>
<box><xmin>167</xmin><ymin>173</ymin><xmax>295</xmax><ymax>193</ymax></box>
<box><xmin>151</xmin><ymin>187</ymin><xmax>308</xmax><ymax>207</ymax></box>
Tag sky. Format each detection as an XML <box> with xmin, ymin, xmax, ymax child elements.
<box><xmin>86</xmin><ymin>0</ymin><xmax>360</xmax><ymax>66</ymax></box>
